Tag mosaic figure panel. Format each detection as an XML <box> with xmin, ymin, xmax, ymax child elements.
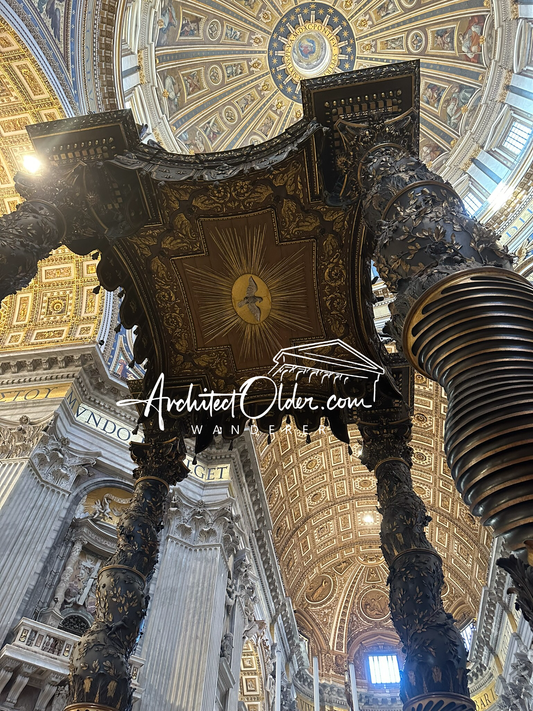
<box><xmin>443</xmin><ymin>83</ymin><xmax>477</xmax><ymax>132</ymax></box>
<box><xmin>146</xmin><ymin>0</ymin><xmax>492</xmax><ymax>155</ymax></box>
<box><xmin>372</xmin><ymin>0</ymin><xmax>399</xmax><ymax>21</ymax></box>
<box><xmin>430</xmin><ymin>26</ymin><xmax>455</xmax><ymax>52</ymax></box>
<box><xmin>458</xmin><ymin>15</ymin><xmax>486</xmax><ymax>64</ymax></box>
<box><xmin>422</xmin><ymin>81</ymin><xmax>447</xmax><ymax>111</ymax></box>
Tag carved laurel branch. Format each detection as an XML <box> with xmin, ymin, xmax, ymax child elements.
<box><xmin>357</xmin><ymin>416</ymin><xmax>469</xmax><ymax>703</ymax></box>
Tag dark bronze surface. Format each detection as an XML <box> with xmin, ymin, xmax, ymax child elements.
<box><xmin>497</xmin><ymin>551</ymin><xmax>533</xmax><ymax>634</ymax></box>
<box><xmin>0</xmin><ymin>66</ymin><xmax>424</xmax><ymax>450</ymax></box>
<box><xmin>402</xmin><ymin>693</ymin><xmax>476</xmax><ymax>711</ymax></box>
<box><xmin>301</xmin><ymin>60</ymin><xmax>420</xmax><ymax>198</ymax></box>
<box><xmin>0</xmin><ymin>198</ymin><xmax>64</xmax><ymax>302</ymax></box>
<box><xmin>338</xmin><ymin>111</ymin><xmax>530</xmax><ymax>546</ymax></box>
<box><xmin>12</xmin><ymin>89</ymin><xmax>419</xmax><ymax>449</ymax></box>
<box><xmin>403</xmin><ymin>268</ymin><xmax>533</xmax><ymax>554</ymax></box>
<box><xmin>335</xmin><ymin>109</ymin><xmax>511</xmax><ymax>341</ymax></box>
<box><xmin>339</xmin><ymin>101</ymin><xmax>533</xmax><ymax>633</ymax></box>
<box><xmin>67</xmin><ymin>423</ymin><xmax>189</xmax><ymax>711</ymax></box>
<box><xmin>357</xmin><ymin>405</ymin><xmax>471</xmax><ymax>707</ymax></box>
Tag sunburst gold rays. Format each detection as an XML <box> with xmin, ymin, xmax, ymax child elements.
<box><xmin>183</xmin><ymin>222</ymin><xmax>315</xmax><ymax>364</ymax></box>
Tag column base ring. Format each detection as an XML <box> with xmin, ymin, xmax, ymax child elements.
<box><xmin>403</xmin><ymin>692</ymin><xmax>476</xmax><ymax>711</ymax></box>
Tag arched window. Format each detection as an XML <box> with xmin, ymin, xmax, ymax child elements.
<box><xmin>461</xmin><ymin>622</ymin><xmax>475</xmax><ymax>652</ymax></box>
<box><xmin>367</xmin><ymin>654</ymin><xmax>401</xmax><ymax>685</ymax></box>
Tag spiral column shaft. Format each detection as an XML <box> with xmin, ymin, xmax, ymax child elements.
<box><xmin>337</xmin><ymin>110</ymin><xmax>533</xmax><ymax>630</ymax></box>
<box><xmin>358</xmin><ymin>414</ymin><xmax>474</xmax><ymax>711</ymax></box>
<box><xmin>404</xmin><ymin>267</ymin><xmax>533</xmax><ymax>551</ymax></box>
<box><xmin>66</xmin><ymin>426</ymin><xmax>189</xmax><ymax>711</ymax></box>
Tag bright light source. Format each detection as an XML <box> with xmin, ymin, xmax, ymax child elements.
<box><xmin>461</xmin><ymin>622</ymin><xmax>475</xmax><ymax>652</ymax></box>
<box><xmin>489</xmin><ymin>183</ymin><xmax>512</xmax><ymax>211</ymax></box>
<box><xmin>463</xmin><ymin>192</ymin><xmax>482</xmax><ymax>216</ymax></box>
<box><xmin>362</xmin><ymin>513</ymin><xmax>374</xmax><ymax>524</ymax></box>
<box><xmin>503</xmin><ymin>121</ymin><xmax>531</xmax><ymax>155</ymax></box>
<box><xmin>368</xmin><ymin>654</ymin><xmax>401</xmax><ymax>684</ymax></box>
<box><xmin>22</xmin><ymin>155</ymin><xmax>41</xmax><ymax>173</ymax></box>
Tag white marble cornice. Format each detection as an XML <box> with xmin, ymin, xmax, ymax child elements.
<box><xmin>73</xmin><ymin>359</ymin><xmax>136</xmax><ymax>425</ymax></box>
<box><xmin>71</xmin><ymin>517</ymin><xmax>119</xmax><ymax>554</ymax></box>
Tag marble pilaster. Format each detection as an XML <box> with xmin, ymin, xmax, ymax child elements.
<box><xmin>35</xmin><ymin>673</ymin><xmax>63</xmax><ymax>711</ymax></box>
<box><xmin>0</xmin><ymin>418</ymin><xmax>98</xmax><ymax>645</ymax></box>
<box><xmin>3</xmin><ymin>663</ymin><xmax>36</xmax><ymax>707</ymax></box>
<box><xmin>0</xmin><ymin>662</ymin><xmax>17</xmax><ymax>695</ymax></box>
<box><xmin>138</xmin><ymin>477</ymin><xmax>239</xmax><ymax>711</ymax></box>
<box><xmin>225</xmin><ymin>552</ymin><xmax>258</xmax><ymax>711</ymax></box>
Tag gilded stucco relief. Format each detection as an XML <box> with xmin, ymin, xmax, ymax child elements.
<box><xmin>0</xmin><ymin>246</ymin><xmax>103</xmax><ymax>350</ymax></box>
<box><xmin>0</xmin><ymin>18</ymin><xmax>63</xmax><ymax>214</ymax></box>
<box><xmin>239</xmin><ymin>640</ymin><xmax>268</xmax><ymax>711</ymax></box>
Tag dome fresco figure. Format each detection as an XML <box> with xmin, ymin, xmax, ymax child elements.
<box><xmin>459</xmin><ymin>15</ymin><xmax>485</xmax><ymax>63</ymax></box>
<box><xmin>124</xmin><ymin>0</ymin><xmax>496</xmax><ymax>159</ymax></box>
<box><xmin>267</xmin><ymin>4</ymin><xmax>353</xmax><ymax>99</ymax></box>
<box><xmin>0</xmin><ymin>1</ymin><xmax>531</xmax><ymax>711</ymax></box>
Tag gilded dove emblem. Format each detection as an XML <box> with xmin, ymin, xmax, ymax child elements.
<box><xmin>237</xmin><ymin>276</ymin><xmax>263</xmax><ymax>322</ymax></box>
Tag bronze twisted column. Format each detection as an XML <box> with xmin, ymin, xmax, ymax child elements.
<box><xmin>0</xmin><ymin>166</ymin><xmax>105</xmax><ymax>303</ymax></box>
<box><xmin>358</xmin><ymin>411</ymin><xmax>474</xmax><ymax>711</ymax></box>
<box><xmin>65</xmin><ymin>423</ymin><xmax>189</xmax><ymax>711</ymax></box>
<box><xmin>338</xmin><ymin>111</ymin><xmax>533</xmax><ymax>633</ymax></box>
<box><xmin>0</xmin><ymin>198</ymin><xmax>65</xmax><ymax>301</ymax></box>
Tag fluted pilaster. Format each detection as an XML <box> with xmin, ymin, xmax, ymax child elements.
<box><xmin>0</xmin><ymin>418</ymin><xmax>96</xmax><ymax>646</ymax></box>
<box><xmin>139</xmin><ymin>485</ymin><xmax>239</xmax><ymax>711</ymax></box>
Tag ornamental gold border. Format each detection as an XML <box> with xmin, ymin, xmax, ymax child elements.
<box><xmin>283</xmin><ymin>22</ymin><xmax>339</xmax><ymax>84</ymax></box>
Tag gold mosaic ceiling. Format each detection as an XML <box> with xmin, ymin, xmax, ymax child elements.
<box><xmin>256</xmin><ymin>373</ymin><xmax>492</xmax><ymax>682</ymax></box>
<box><xmin>0</xmin><ymin>19</ymin><xmax>104</xmax><ymax>353</ymax></box>
<box><xmin>0</xmin><ymin>246</ymin><xmax>104</xmax><ymax>352</ymax></box>
<box><xmin>0</xmin><ymin>17</ymin><xmax>63</xmax><ymax>214</ymax></box>
<box><xmin>144</xmin><ymin>0</ymin><xmax>491</xmax><ymax>159</ymax></box>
